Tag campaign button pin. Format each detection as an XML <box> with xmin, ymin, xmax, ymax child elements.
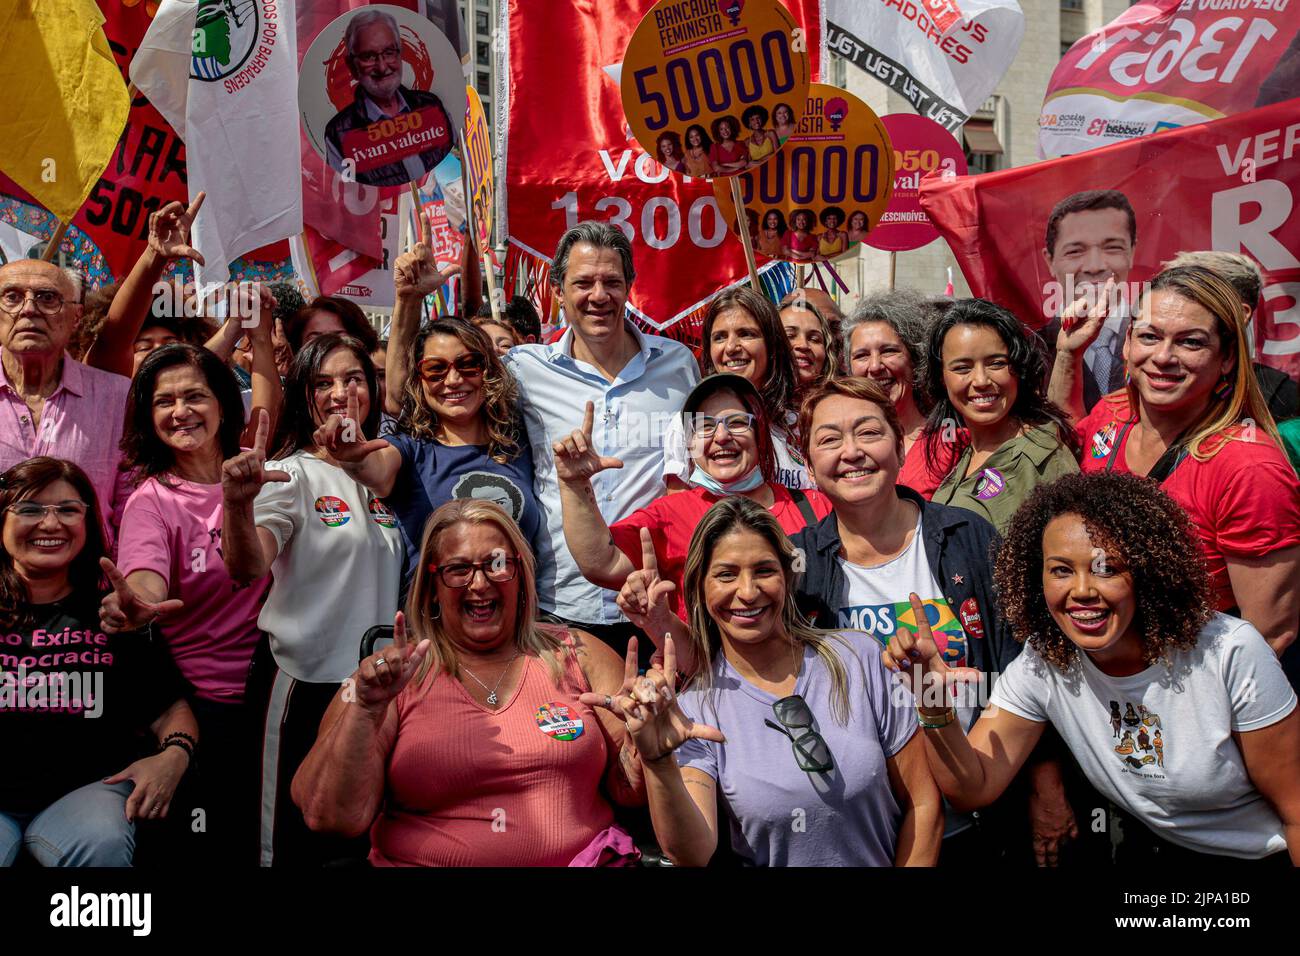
<box><xmin>1091</xmin><ymin>422</ymin><xmax>1119</xmax><ymax>459</ymax></box>
<box><xmin>974</xmin><ymin>468</ymin><xmax>1004</xmax><ymax>500</ymax></box>
<box><xmin>535</xmin><ymin>702</ymin><xmax>584</xmax><ymax>741</ymax></box>
<box><xmin>315</xmin><ymin>495</ymin><xmax>351</xmax><ymax>527</ymax></box>
<box><xmin>369</xmin><ymin>498</ymin><xmax>397</xmax><ymax>528</ymax></box>
<box><xmin>959</xmin><ymin>598</ymin><xmax>985</xmax><ymax>640</ymax></box>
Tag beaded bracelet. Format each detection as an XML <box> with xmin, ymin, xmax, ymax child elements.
<box><xmin>163</xmin><ymin>730</ymin><xmax>197</xmax><ymax>749</ymax></box>
<box><xmin>160</xmin><ymin>738</ymin><xmax>194</xmax><ymax>767</ymax></box>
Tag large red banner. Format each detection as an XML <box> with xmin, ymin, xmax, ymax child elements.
<box><xmin>1039</xmin><ymin>0</ymin><xmax>1300</xmax><ymax>159</ymax></box>
<box><xmin>503</xmin><ymin>0</ymin><xmax>823</xmax><ymax>335</ymax></box>
<box><xmin>919</xmin><ymin>98</ymin><xmax>1300</xmax><ymax>383</ymax></box>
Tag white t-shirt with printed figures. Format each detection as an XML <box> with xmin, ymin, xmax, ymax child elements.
<box><xmin>990</xmin><ymin>613</ymin><xmax>1296</xmax><ymax>859</ymax></box>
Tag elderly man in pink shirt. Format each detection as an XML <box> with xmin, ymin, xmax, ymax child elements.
<box><xmin>0</xmin><ymin>259</ymin><xmax>132</xmax><ymax>537</ymax></box>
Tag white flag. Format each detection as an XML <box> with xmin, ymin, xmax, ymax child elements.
<box><xmin>131</xmin><ymin>0</ymin><xmax>301</xmax><ymax>287</ymax></box>
<box><xmin>826</xmin><ymin>0</ymin><xmax>1024</xmax><ymax>132</ymax></box>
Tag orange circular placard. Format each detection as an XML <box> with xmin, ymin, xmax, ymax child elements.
<box><xmin>714</xmin><ymin>83</ymin><xmax>894</xmax><ymax>262</ymax></box>
<box><xmin>620</xmin><ymin>0</ymin><xmax>811</xmax><ymax>181</ymax></box>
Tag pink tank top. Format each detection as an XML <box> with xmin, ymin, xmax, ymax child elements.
<box><xmin>370</xmin><ymin>632</ymin><xmax>617</xmax><ymax>866</ymax></box>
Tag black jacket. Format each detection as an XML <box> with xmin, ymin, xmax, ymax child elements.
<box><xmin>790</xmin><ymin>486</ymin><xmax>1021</xmax><ymax>679</ymax></box>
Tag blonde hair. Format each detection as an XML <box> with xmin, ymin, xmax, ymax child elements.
<box><xmin>1133</xmin><ymin>266</ymin><xmax>1280</xmax><ymax>462</ymax></box>
<box><xmin>683</xmin><ymin>497</ymin><xmax>853</xmax><ymax>725</ymax></box>
<box><xmin>406</xmin><ymin>499</ymin><xmax>566</xmax><ymax>687</ymax></box>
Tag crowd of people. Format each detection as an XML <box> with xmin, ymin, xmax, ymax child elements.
<box><xmin>1</xmin><ymin>192</ymin><xmax>1297</xmax><ymax>868</ymax></box>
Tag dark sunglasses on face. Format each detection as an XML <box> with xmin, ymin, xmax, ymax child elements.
<box><xmin>765</xmin><ymin>694</ymin><xmax>834</xmax><ymax>774</ymax></box>
<box><xmin>418</xmin><ymin>353</ymin><xmax>488</xmax><ymax>384</ymax></box>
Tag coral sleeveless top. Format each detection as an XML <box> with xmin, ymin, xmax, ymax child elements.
<box><xmin>370</xmin><ymin>632</ymin><xmax>617</xmax><ymax>866</ymax></box>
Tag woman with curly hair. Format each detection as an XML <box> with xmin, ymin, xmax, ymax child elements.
<box><xmin>783</xmin><ymin>208</ymin><xmax>819</xmax><ymax>261</ymax></box>
<box><xmin>1064</xmin><ymin>267</ymin><xmax>1300</xmax><ymax>657</ymax></box>
<box><xmin>817</xmin><ymin>207</ymin><xmax>849</xmax><ymax>258</ymax></box>
<box><xmin>742</xmin><ymin>105</ymin><xmax>777</xmax><ymax>164</ymax></box>
<box><xmin>922</xmin><ymin>298</ymin><xmax>1079</xmax><ymax>530</ymax></box>
<box><xmin>884</xmin><ymin>472</ymin><xmax>1300</xmax><ymax>864</ymax></box>
<box><xmin>682</xmin><ymin>124</ymin><xmax>714</xmax><ymax>178</ymax></box>
<box><xmin>757</xmin><ymin>209</ymin><xmax>787</xmax><ymax>259</ymax></box>
<box><xmin>708</xmin><ymin>115</ymin><xmax>748</xmax><ymax>175</ymax></box>
<box><xmin>778</xmin><ymin>292</ymin><xmax>840</xmax><ymax>397</ymax></box>
<box><xmin>319</xmin><ymin>317</ymin><xmax>540</xmax><ymax>592</ymax></box>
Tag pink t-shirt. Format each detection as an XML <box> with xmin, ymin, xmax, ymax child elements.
<box><xmin>119</xmin><ymin>475</ymin><xmax>269</xmax><ymax>702</ymax></box>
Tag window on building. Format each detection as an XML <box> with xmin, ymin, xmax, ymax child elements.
<box><xmin>477</xmin><ymin>69</ymin><xmax>491</xmax><ymax>92</ymax></box>
<box><xmin>1061</xmin><ymin>0</ymin><xmax>1083</xmax><ymax>9</ymax></box>
<box><xmin>476</xmin><ymin>11</ymin><xmax>489</xmax><ymax>34</ymax></box>
<box><xmin>477</xmin><ymin>41</ymin><xmax>490</xmax><ymax>63</ymax></box>
<box><xmin>963</xmin><ymin>120</ymin><xmax>1004</xmax><ymax>175</ymax></box>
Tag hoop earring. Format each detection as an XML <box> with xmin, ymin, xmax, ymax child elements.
<box><xmin>430</xmin><ymin>601</ymin><xmax>441</xmax><ymax>621</ymax></box>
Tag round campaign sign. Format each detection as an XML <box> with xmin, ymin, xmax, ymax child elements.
<box><xmin>299</xmin><ymin>4</ymin><xmax>464</xmax><ymax>189</ymax></box>
<box><xmin>464</xmin><ymin>85</ymin><xmax>493</xmax><ymax>255</ymax></box>
<box><xmin>714</xmin><ymin>83</ymin><xmax>893</xmax><ymax>263</ymax></box>
<box><xmin>620</xmin><ymin>0</ymin><xmax>811</xmax><ymax>181</ymax></box>
<box><xmin>865</xmin><ymin>114</ymin><xmax>968</xmax><ymax>253</ymax></box>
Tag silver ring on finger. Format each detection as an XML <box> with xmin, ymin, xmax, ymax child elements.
<box><xmin>374</xmin><ymin>657</ymin><xmax>390</xmax><ymax>669</ymax></box>
<box><xmin>604</xmin><ymin>695</ymin><xmax>613</xmax><ymax>710</ymax></box>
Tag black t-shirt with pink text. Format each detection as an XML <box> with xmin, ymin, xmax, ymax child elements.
<box><xmin>0</xmin><ymin>593</ymin><xmax>186</xmax><ymax>814</ymax></box>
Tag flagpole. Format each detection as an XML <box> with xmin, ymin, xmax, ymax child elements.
<box><xmin>461</xmin><ymin>129</ymin><xmax>502</xmax><ymax>325</ymax></box>
<box><xmin>728</xmin><ymin>177</ymin><xmax>761</xmax><ymax>294</ymax></box>
<box><xmin>41</xmin><ymin>220</ymin><xmax>69</xmax><ymax>262</ymax></box>
<box><xmin>298</xmin><ymin>233</ymin><xmax>321</xmax><ymax>299</ymax></box>
<box><xmin>888</xmin><ymin>251</ymin><xmax>896</xmax><ymax>291</ymax></box>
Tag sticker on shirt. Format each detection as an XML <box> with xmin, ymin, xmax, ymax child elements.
<box><xmin>958</xmin><ymin>598</ymin><xmax>985</xmax><ymax>640</ymax></box>
<box><xmin>368</xmin><ymin>497</ymin><xmax>397</xmax><ymax>528</ymax></box>
<box><xmin>314</xmin><ymin>496</ymin><xmax>351</xmax><ymax>527</ymax></box>
<box><xmin>1091</xmin><ymin>422</ymin><xmax>1120</xmax><ymax>460</ymax></box>
<box><xmin>973</xmin><ymin>468</ymin><xmax>1005</xmax><ymax>500</ymax></box>
<box><xmin>837</xmin><ymin>598</ymin><xmax>967</xmax><ymax>667</ymax></box>
<box><xmin>1108</xmin><ymin>700</ymin><xmax>1165</xmax><ymax>778</ymax></box>
<box><xmin>453</xmin><ymin>472</ymin><xmax>526</xmax><ymax>522</ymax></box>
<box><xmin>535</xmin><ymin>702</ymin><xmax>584</xmax><ymax>741</ymax></box>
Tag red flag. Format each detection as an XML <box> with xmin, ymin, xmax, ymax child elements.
<box><xmin>1039</xmin><ymin>0</ymin><xmax>1300</xmax><ymax>159</ymax></box>
<box><xmin>502</xmin><ymin>0</ymin><xmax>823</xmax><ymax>344</ymax></box>
<box><xmin>919</xmin><ymin>99</ymin><xmax>1300</xmax><ymax>382</ymax></box>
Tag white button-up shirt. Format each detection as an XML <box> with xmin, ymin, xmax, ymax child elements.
<box><xmin>504</xmin><ymin>321</ymin><xmax>699</xmax><ymax>624</ymax></box>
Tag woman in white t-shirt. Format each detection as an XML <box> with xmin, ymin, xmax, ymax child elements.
<box><xmin>885</xmin><ymin>472</ymin><xmax>1300</xmax><ymax>864</ymax></box>
<box><xmin>222</xmin><ymin>332</ymin><xmax>404</xmax><ymax>867</ymax></box>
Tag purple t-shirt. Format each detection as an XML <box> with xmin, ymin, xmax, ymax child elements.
<box><xmin>676</xmin><ymin>630</ymin><xmax>918</xmax><ymax>866</ymax></box>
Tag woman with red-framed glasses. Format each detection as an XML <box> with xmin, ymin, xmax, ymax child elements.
<box><xmin>318</xmin><ymin>317</ymin><xmax>540</xmax><ymax>594</ymax></box>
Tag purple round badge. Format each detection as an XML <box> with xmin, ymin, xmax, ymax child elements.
<box><xmin>974</xmin><ymin>468</ymin><xmax>1005</xmax><ymax>500</ymax></box>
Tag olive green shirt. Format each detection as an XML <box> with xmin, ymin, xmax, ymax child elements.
<box><xmin>932</xmin><ymin>424</ymin><xmax>1079</xmax><ymax>533</ymax></box>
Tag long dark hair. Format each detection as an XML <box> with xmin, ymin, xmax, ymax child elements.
<box><xmin>120</xmin><ymin>344</ymin><xmax>245</xmax><ymax>486</ymax></box>
<box><xmin>701</xmin><ymin>287</ymin><xmax>798</xmax><ymax>438</ymax></box>
<box><xmin>284</xmin><ymin>296</ymin><xmax>379</xmax><ymax>353</ymax></box>
<box><xmin>0</xmin><ymin>458</ymin><xmax>107</xmax><ymax>630</ymax></box>
<box><xmin>397</xmin><ymin>317</ymin><xmax>522</xmax><ymax>464</ymax></box>
<box><xmin>271</xmin><ymin>333</ymin><xmax>381</xmax><ymax>459</ymax></box>
<box><xmin>921</xmin><ymin>298</ymin><xmax>1079</xmax><ymax>474</ymax></box>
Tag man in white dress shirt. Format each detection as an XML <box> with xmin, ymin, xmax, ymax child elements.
<box><xmin>503</xmin><ymin>222</ymin><xmax>699</xmax><ymax>662</ymax></box>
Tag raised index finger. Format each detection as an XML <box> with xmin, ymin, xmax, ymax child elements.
<box><xmin>252</xmin><ymin>407</ymin><xmax>271</xmax><ymax>455</ymax></box>
<box><xmin>186</xmin><ymin>191</ymin><xmax>207</xmax><ymax>221</ymax></box>
<box><xmin>346</xmin><ymin>380</ymin><xmax>360</xmax><ymax>433</ymax></box>
<box><xmin>392</xmin><ymin>610</ymin><xmax>407</xmax><ymax>650</ymax></box>
<box><xmin>99</xmin><ymin>557</ymin><xmax>131</xmax><ymax>596</ymax></box>
<box><xmin>623</xmin><ymin>635</ymin><xmax>638</xmax><ymax>686</ymax></box>
<box><xmin>639</xmin><ymin>527</ymin><xmax>659</xmax><ymax>574</ymax></box>
<box><xmin>664</xmin><ymin>637</ymin><xmax>677</xmax><ymax>693</ymax></box>
<box><xmin>582</xmin><ymin>401</ymin><xmax>595</xmax><ymax>440</ymax></box>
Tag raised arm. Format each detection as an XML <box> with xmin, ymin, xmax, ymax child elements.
<box><xmin>886</xmin><ymin>732</ymin><xmax>944</xmax><ymax>866</ymax></box>
<box><xmin>314</xmin><ymin>380</ymin><xmax>402</xmax><ymax>496</ymax></box>
<box><xmin>388</xmin><ymin>213</ymin><xmax>461</xmax><ymax>416</ymax></box>
<box><xmin>85</xmin><ymin>193</ymin><xmax>206</xmax><ymax>377</ymax></box>
<box><xmin>580</xmin><ymin>638</ymin><xmax>725</xmax><ymax>867</ymax></box>
<box><xmin>1046</xmin><ymin>278</ymin><xmax>1115</xmax><ymax>425</ymax></box>
<box><xmin>240</xmin><ymin>283</ymin><xmax>284</xmax><ymax>446</ymax></box>
<box><xmin>615</xmin><ymin>528</ymin><xmax>697</xmax><ymax>674</ymax></box>
<box><xmin>220</xmin><ymin>408</ymin><xmax>290</xmax><ymax>584</ymax></box>
<box><xmin>292</xmin><ymin>611</ymin><xmax>431</xmax><ymax>836</ymax></box>
<box><xmin>574</xmin><ymin>632</ymin><xmax>648</xmax><ymax>808</ymax></box>
<box><xmin>554</xmin><ymin>401</ymin><xmax>634</xmax><ymax>589</ymax></box>
<box><xmin>884</xmin><ymin>593</ymin><xmax>1046</xmax><ymax>811</ymax></box>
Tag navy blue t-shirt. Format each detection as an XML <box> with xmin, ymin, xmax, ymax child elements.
<box><xmin>382</xmin><ymin>432</ymin><xmax>542</xmax><ymax>586</ymax></box>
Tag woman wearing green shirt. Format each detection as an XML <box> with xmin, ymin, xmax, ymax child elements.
<box><xmin>921</xmin><ymin>299</ymin><xmax>1079</xmax><ymax>532</ymax></box>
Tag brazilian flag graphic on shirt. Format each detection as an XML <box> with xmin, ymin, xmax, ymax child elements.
<box><xmin>838</xmin><ymin>598</ymin><xmax>968</xmax><ymax>667</ymax></box>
